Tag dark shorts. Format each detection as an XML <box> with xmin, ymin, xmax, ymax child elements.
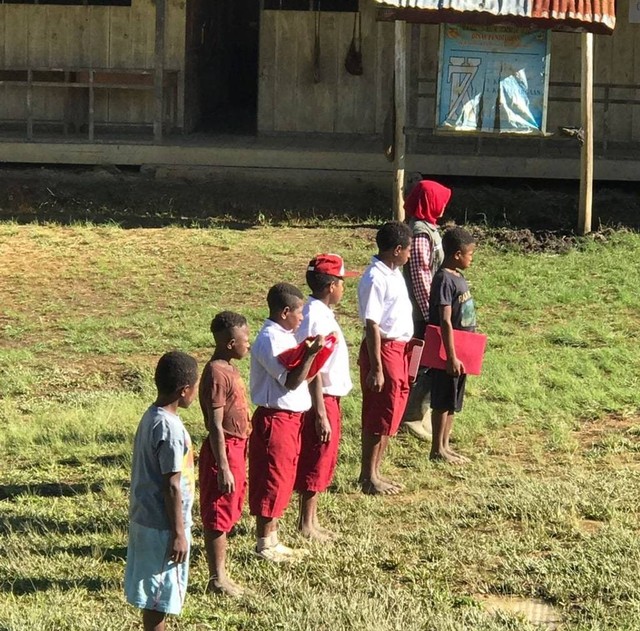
<box><xmin>430</xmin><ymin>369</ymin><xmax>467</xmax><ymax>413</ymax></box>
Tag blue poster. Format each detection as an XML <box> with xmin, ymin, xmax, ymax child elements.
<box><xmin>437</xmin><ymin>25</ymin><xmax>550</xmax><ymax>134</ymax></box>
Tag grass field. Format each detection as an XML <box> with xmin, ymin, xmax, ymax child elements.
<box><xmin>1</xmin><ymin>221</ymin><xmax>639</xmax><ymax>631</ymax></box>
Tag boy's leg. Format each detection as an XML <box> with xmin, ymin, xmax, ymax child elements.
<box><xmin>143</xmin><ymin>609</ymin><xmax>165</xmax><ymax>631</ymax></box>
<box><xmin>360</xmin><ymin>431</ymin><xmax>399</xmax><ymax>495</ymax></box>
<box><xmin>443</xmin><ymin>413</ymin><xmax>469</xmax><ymax>463</ymax></box>
<box><xmin>204</xmin><ymin>528</ymin><xmax>243</xmax><ymax>597</ymax></box>
<box><xmin>298</xmin><ymin>490</ymin><xmax>329</xmax><ymax>541</ymax></box>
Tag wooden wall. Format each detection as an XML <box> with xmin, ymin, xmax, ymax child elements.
<box><xmin>0</xmin><ymin>0</ymin><xmax>185</xmax><ymax>127</ymax></box>
<box><xmin>259</xmin><ymin>0</ymin><xmax>640</xmax><ymax>145</ymax></box>
<box><xmin>258</xmin><ymin>1</ymin><xmax>394</xmax><ymax>134</ymax></box>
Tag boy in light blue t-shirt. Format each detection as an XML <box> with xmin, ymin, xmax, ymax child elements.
<box><xmin>125</xmin><ymin>351</ymin><xmax>199</xmax><ymax>631</ymax></box>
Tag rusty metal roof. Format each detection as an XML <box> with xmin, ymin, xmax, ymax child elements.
<box><xmin>374</xmin><ymin>0</ymin><xmax>615</xmax><ymax>34</ymax></box>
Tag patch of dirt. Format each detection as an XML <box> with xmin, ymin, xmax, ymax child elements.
<box><xmin>478</xmin><ymin>595</ymin><xmax>563</xmax><ymax>629</ymax></box>
<box><xmin>573</xmin><ymin>413</ymin><xmax>640</xmax><ymax>449</ymax></box>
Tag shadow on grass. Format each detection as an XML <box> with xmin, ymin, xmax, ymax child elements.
<box><xmin>0</xmin><ymin>481</ymin><xmax>128</xmax><ymax>500</ymax></box>
<box><xmin>1</xmin><ymin>576</ymin><xmax>114</xmax><ymax>595</ymax></box>
<box><xmin>0</xmin><ymin>515</ymin><xmax>126</xmax><ymax>535</ymax></box>
<box><xmin>46</xmin><ymin>545</ymin><xmax>128</xmax><ymax>563</ymax></box>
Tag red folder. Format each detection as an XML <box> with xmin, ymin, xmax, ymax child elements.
<box><xmin>407</xmin><ymin>338</ymin><xmax>425</xmax><ymax>383</ymax></box>
<box><xmin>421</xmin><ymin>325</ymin><xmax>487</xmax><ymax>376</ymax></box>
<box><xmin>277</xmin><ymin>333</ymin><xmax>338</xmax><ymax>380</ymax></box>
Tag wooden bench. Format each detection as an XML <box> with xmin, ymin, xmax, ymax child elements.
<box><xmin>0</xmin><ymin>67</ymin><xmax>179</xmax><ymax>141</ymax></box>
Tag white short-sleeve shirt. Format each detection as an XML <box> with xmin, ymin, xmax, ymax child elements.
<box><xmin>296</xmin><ymin>297</ymin><xmax>353</xmax><ymax>397</ymax></box>
<box><xmin>250</xmin><ymin>319</ymin><xmax>312</xmax><ymax>412</ymax></box>
<box><xmin>358</xmin><ymin>256</ymin><xmax>414</xmax><ymax>342</ymax></box>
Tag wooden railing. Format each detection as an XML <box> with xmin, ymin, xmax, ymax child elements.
<box><xmin>0</xmin><ymin>67</ymin><xmax>179</xmax><ymax>141</ymax></box>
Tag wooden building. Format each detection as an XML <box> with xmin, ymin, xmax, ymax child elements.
<box><xmin>0</xmin><ymin>0</ymin><xmax>638</xmax><ymax>181</ymax></box>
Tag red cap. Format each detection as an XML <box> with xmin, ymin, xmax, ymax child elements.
<box><xmin>307</xmin><ymin>253</ymin><xmax>359</xmax><ymax>278</ymax></box>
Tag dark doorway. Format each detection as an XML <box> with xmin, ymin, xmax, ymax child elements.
<box><xmin>193</xmin><ymin>0</ymin><xmax>260</xmax><ymax>133</ymax></box>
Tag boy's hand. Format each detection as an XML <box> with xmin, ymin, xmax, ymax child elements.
<box><xmin>169</xmin><ymin>533</ymin><xmax>189</xmax><ymax>564</ymax></box>
<box><xmin>306</xmin><ymin>334</ymin><xmax>326</xmax><ymax>355</ymax></box>
<box><xmin>315</xmin><ymin>413</ymin><xmax>332</xmax><ymax>443</ymax></box>
<box><xmin>217</xmin><ymin>467</ymin><xmax>236</xmax><ymax>494</ymax></box>
<box><xmin>366</xmin><ymin>366</ymin><xmax>385</xmax><ymax>392</ymax></box>
<box><xmin>446</xmin><ymin>357</ymin><xmax>464</xmax><ymax>377</ymax></box>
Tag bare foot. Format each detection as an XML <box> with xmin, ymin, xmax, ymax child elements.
<box><xmin>446</xmin><ymin>448</ymin><xmax>470</xmax><ymax>463</ymax></box>
<box><xmin>299</xmin><ymin>523</ymin><xmax>331</xmax><ymax>542</ymax></box>
<box><xmin>379</xmin><ymin>475</ymin><xmax>405</xmax><ymax>490</ymax></box>
<box><xmin>430</xmin><ymin>449</ymin><xmax>464</xmax><ymax>464</ymax></box>
<box><xmin>206</xmin><ymin>577</ymin><xmax>245</xmax><ymax>598</ymax></box>
<box><xmin>361</xmin><ymin>478</ymin><xmax>401</xmax><ymax>495</ymax></box>
<box><xmin>313</xmin><ymin>522</ymin><xmax>339</xmax><ymax>540</ymax></box>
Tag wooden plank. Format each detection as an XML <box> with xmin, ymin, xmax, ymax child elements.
<box><xmin>355</xmin><ymin>0</ymin><xmax>378</xmax><ymax>133</ymax></box>
<box><xmin>154</xmin><ymin>0</ymin><xmax>167</xmax><ymax>140</ymax></box>
<box><xmin>273</xmin><ymin>12</ymin><xmax>297</xmax><ymax>131</ymax></box>
<box><xmin>578</xmin><ymin>32</ymin><xmax>594</xmax><ymax>236</ymax></box>
<box><xmin>87</xmin><ymin>7</ymin><xmax>110</xmax><ymax>125</ymax></box>
<box><xmin>257</xmin><ymin>9</ymin><xmax>277</xmax><ymax>132</ymax></box>
<box><xmin>4</xmin><ymin>7</ymin><xmax>30</xmax><ymax>125</ymax></box>
<box><xmin>393</xmin><ymin>20</ymin><xmax>407</xmax><ymax>221</ymax></box>
<box><xmin>165</xmin><ymin>0</ymin><xmax>186</xmax><ymax>128</ymax></box>
<box><xmin>335</xmin><ymin>11</ymin><xmax>359</xmax><ymax>133</ymax></box>
<box><xmin>108</xmin><ymin>5</ymin><xmax>133</xmax><ymax>125</ymax></box>
<box><xmin>374</xmin><ymin>21</ymin><xmax>393</xmax><ymax>134</ymax></box>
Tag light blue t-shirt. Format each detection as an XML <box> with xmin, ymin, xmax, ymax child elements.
<box><xmin>128</xmin><ymin>405</ymin><xmax>195</xmax><ymax>531</ymax></box>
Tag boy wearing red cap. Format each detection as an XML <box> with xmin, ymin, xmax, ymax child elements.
<box><xmin>198</xmin><ymin>311</ymin><xmax>251</xmax><ymax>597</ymax></box>
<box><xmin>357</xmin><ymin>221</ymin><xmax>414</xmax><ymax>495</ymax></box>
<box><xmin>295</xmin><ymin>254</ymin><xmax>357</xmax><ymax>540</ymax></box>
<box><xmin>249</xmin><ymin>283</ymin><xmax>324</xmax><ymax>562</ymax></box>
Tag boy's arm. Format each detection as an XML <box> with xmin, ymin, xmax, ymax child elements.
<box><xmin>209</xmin><ymin>407</ymin><xmax>234</xmax><ymax>493</ymax></box>
<box><xmin>364</xmin><ymin>319</ymin><xmax>384</xmax><ymax>392</ymax></box>
<box><xmin>162</xmin><ymin>471</ymin><xmax>188</xmax><ymax>564</ymax></box>
<box><xmin>284</xmin><ymin>335</ymin><xmax>325</xmax><ymax>390</ymax></box>
<box><xmin>309</xmin><ymin>374</ymin><xmax>330</xmax><ymax>443</ymax></box>
<box><xmin>439</xmin><ymin>305</ymin><xmax>463</xmax><ymax>377</ymax></box>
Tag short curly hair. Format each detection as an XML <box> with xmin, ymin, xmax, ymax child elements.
<box><xmin>210</xmin><ymin>311</ymin><xmax>247</xmax><ymax>336</ymax></box>
<box><xmin>267</xmin><ymin>282</ymin><xmax>304</xmax><ymax>312</ymax></box>
<box><xmin>376</xmin><ymin>221</ymin><xmax>412</xmax><ymax>252</ymax></box>
<box><xmin>442</xmin><ymin>227</ymin><xmax>475</xmax><ymax>257</ymax></box>
<box><xmin>154</xmin><ymin>351</ymin><xmax>198</xmax><ymax>395</ymax></box>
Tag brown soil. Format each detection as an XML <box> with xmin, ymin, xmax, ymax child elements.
<box><xmin>0</xmin><ymin>167</ymin><xmax>638</xmax><ymax>252</ymax></box>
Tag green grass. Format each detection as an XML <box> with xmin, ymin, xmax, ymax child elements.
<box><xmin>0</xmin><ymin>223</ymin><xmax>639</xmax><ymax>630</ymax></box>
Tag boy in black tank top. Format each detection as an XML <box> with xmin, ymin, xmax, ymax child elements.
<box><xmin>428</xmin><ymin>227</ymin><xmax>477</xmax><ymax>464</ymax></box>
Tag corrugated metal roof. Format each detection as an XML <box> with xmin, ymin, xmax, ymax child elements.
<box><xmin>374</xmin><ymin>0</ymin><xmax>615</xmax><ymax>33</ymax></box>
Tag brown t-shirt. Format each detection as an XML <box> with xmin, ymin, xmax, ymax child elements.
<box><xmin>199</xmin><ymin>359</ymin><xmax>251</xmax><ymax>438</ymax></box>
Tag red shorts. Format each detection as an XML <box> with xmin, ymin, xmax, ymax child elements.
<box><xmin>295</xmin><ymin>395</ymin><xmax>341</xmax><ymax>493</ymax></box>
<box><xmin>199</xmin><ymin>435</ymin><xmax>248</xmax><ymax>533</ymax></box>
<box><xmin>359</xmin><ymin>339</ymin><xmax>410</xmax><ymax>436</ymax></box>
<box><xmin>248</xmin><ymin>407</ymin><xmax>304</xmax><ymax>519</ymax></box>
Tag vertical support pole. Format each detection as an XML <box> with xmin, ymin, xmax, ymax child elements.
<box><xmin>393</xmin><ymin>20</ymin><xmax>407</xmax><ymax>221</ymax></box>
<box><xmin>578</xmin><ymin>32</ymin><xmax>594</xmax><ymax>235</ymax></box>
<box><xmin>154</xmin><ymin>0</ymin><xmax>167</xmax><ymax>142</ymax></box>
<box><xmin>27</xmin><ymin>69</ymin><xmax>33</xmax><ymax>140</ymax></box>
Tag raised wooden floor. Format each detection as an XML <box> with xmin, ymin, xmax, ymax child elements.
<box><xmin>0</xmin><ymin>130</ymin><xmax>638</xmax><ymax>181</ymax></box>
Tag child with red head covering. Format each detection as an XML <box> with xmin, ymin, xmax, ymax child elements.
<box><xmin>401</xmin><ymin>179</ymin><xmax>452</xmax><ymax>440</ymax></box>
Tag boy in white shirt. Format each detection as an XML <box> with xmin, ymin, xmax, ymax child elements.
<box><xmin>357</xmin><ymin>221</ymin><xmax>414</xmax><ymax>495</ymax></box>
<box><xmin>249</xmin><ymin>282</ymin><xmax>324</xmax><ymax>562</ymax></box>
<box><xmin>294</xmin><ymin>254</ymin><xmax>357</xmax><ymax>541</ymax></box>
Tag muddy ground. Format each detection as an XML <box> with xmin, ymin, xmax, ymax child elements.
<box><xmin>0</xmin><ymin>165</ymin><xmax>637</xmax><ymax>253</ymax></box>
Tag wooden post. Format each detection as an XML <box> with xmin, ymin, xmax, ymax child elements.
<box><xmin>154</xmin><ymin>0</ymin><xmax>167</xmax><ymax>142</ymax></box>
<box><xmin>578</xmin><ymin>32</ymin><xmax>594</xmax><ymax>235</ymax></box>
<box><xmin>393</xmin><ymin>20</ymin><xmax>407</xmax><ymax>221</ymax></box>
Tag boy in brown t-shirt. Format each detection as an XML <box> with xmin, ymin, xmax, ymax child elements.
<box><xmin>199</xmin><ymin>311</ymin><xmax>251</xmax><ymax>597</ymax></box>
